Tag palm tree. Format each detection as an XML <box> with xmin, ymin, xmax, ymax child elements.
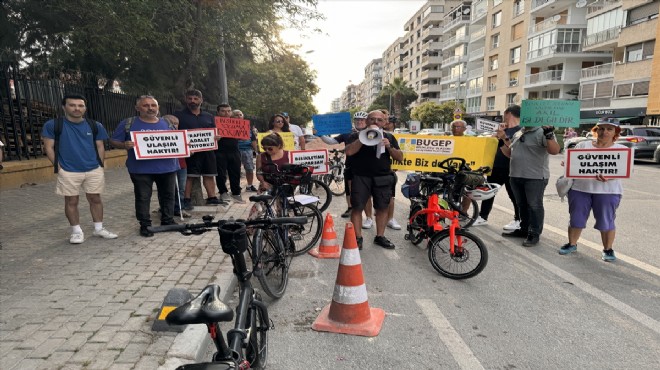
<box><xmin>381</xmin><ymin>77</ymin><xmax>416</xmax><ymax>120</ymax></box>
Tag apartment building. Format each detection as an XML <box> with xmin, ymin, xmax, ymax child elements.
<box><xmin>465</xmin><ymin>0</ymin><xmax>488</xmax><ymax>114</ymax></box>
<box><xmin>382</xmin><ymin>37</ymin><xmax>406</xmax><ymax>87</ymax></box>
<box><xmin>339</xmin><ymin>83</ymin><xmax>359</xmax><ymax>111</ymax></box>
<box><xmin>438</xmin><ymin>2</ymin><xmax>472</xmax><ymax>105</ymax></box>
<box><xmin>362</xmin><ymin>58</ymin><xmax>383</xmax><ymax>108</ymax></box>
<box><xmin>330</xmin><ymin>98</ymin><xmax>341</xmax><ymax>113</ymax></box>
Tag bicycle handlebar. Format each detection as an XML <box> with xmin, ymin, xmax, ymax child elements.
<box><xmin>329</xmin><ymin>149</ymin><xmax>345</xmax><ymax>154</ymax></box>
<box><xmin>147</xmin><ymin>216</ymin><xmax>308</xmax><ymax>234</ymax></box>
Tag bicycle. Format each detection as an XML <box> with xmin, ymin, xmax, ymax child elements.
<box><xmin>253</xmin><ymin>163</ymin><xmax>323</xmax><ymax>257</ymax></box>
<box><xmin>297</xmin><ymin>177</ymin><xmax>332</xmax><ymax>213</ymax></box>
<box><xmin>149</xmin><ymin>215</ymin><xmax>308</xmax><ymax>369</ymax></box>
<box><xmin>405</xmin><ymin>192</ymin><xmax>488</xmax><ymax>279</ymax></box>
<box><xmin>320</xmin><ymin>149</ymin><xmax>346</xmax><ymax>196</ymax></box>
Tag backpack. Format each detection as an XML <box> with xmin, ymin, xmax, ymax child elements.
<box><xmin>53</xmin><ymin>117</ymin><xmax>103</xmax><ymax>173</ymax></box>
<box><xmin>123</xmin><ymin>115</ymin><xmax>176</xmax><ymax>140</ymax></box>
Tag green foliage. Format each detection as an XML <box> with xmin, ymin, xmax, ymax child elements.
<box><xmin>381</xmin><ymin>77</ymin><xmax>417</xmax><ymax>120</ymax></box>
<box><xmin>411</xmin><ymin>102</ymin><xmax>445</xmax><ymax>129</ymax></box>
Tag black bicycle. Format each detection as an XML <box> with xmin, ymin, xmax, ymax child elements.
<box><xmin>149</xmin><ymin>215</ymin><xmax>307</xmax><ymax>369</ymax></box>
<box><xmin>320</xmin><ymin>149</ymin><xmax>346</xmax><ymax>196</ymax></box>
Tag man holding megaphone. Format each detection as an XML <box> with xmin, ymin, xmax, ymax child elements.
<box><xmin>345</xmin><ymin>110</ymin><xmax>403</xmax><ymax>250</ymax></box>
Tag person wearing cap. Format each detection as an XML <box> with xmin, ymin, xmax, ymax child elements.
<box><xmin>558</xmin><ymin>118</ymin><xmax>625</xmax><ymax>262</ymax></box>
<box><xmin>498</xmin><ymin>106</ymin><xmax>561</xmax><ymax>247</ymax></box>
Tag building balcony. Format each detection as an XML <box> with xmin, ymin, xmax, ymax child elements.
<box><xmin>583</xmin><ymin>26</ymin><xmax>621</xmax><ymax>51</ymax></box>
<box><xmin>585</xmin><ymin>0</ymin><xmax>621</xmax><ymax>17</ymax></box>
<box><xmin>420</xmin><ymin>83</ymin><xmax>441</xmax><ymax>94</ymax></box>
<box><xmin>466</xmin><ymin>86</ymin><xmax>483</xmax><ymax>97</ymax></box>
<box><xmin>421</xmin><ymin>69</ymin><xmax>443</xmax><ymax>80</ymax></box>
<box><xmin>421</xmin><ymin>55</ymin><xmax>443</xmax><ymax>66</ymax></box>
<box><xmin>524</xmin><ymin>69</ymin><xmax>581</xmax><ymax>87</ymax></box>
<box><xmin>440</xmin><ymin>72</ymin><xmax>467</xmax><ymax>85</ymax></box>
<box><xmin>468</xmin><ymin>67</ymin><xmax>484</xmax><ymax>80</ymax></box>
<box><xmin>439</xmin><ymin>88</ymin><xmax>460</xmax><ymax>101</ymax></box>
<box><xmin>528</xmin><ymin>15</ymin><xmax>582</xmax><ymax>35</ymax></box>
<box><xmin>471</xmin><ymin>0</ymin><xmax>487</xmax><ymax>23</ymax></box>
<box><xmin>527</xmin><ymin>44</ymin><xmax>593</xmax><ymax>62</ymax></box>
<box><xmin>468</xmin><ymin>47</ymin><xmax>484</xmax><ymax>61</ymax></box>
<box><xmin>530</xmin><ymin>0</ymin><xmax>559</xmax><ymax>14</ymax></box>
<box><xmin>487</xmin><ymin>84</ymin><xmax>497</xmax><ymax>92</ymax></box>
<box><xmin>422</xmin><ymin>11</ymin><xmax>444</xmax><ymax>26</ymax></box>
<box><xmin>441</xmin><ymin>54</ymin><xmax>468</xmax><ymax>67</ymax></box>
<box><xmin>470</xmin><ymin>26</ymin><xmax>486</xmax><ymax>42</ymax></box>
<box><xmin>423</xmin><ymin>41</ymin><xmax>442</xmax><ymax>51</ymax></box>
<box><xmin>580</xmin><ymin>63</ymin><xmax>614</xmax><ymax>82</ymax></box>
<box><xmin>442</xmin><ymin>34</ymin><xmax>470</xmax><ymax>50</ymax></box>
<box><xmin>443</xmin><ymin>15</ymin><xmax>470</xmax><ymax>33</ymax></box>
<box><xmin>422</xmin><ymin>27</ymin><xmax>443</xmax><ymax>40</ymax></box>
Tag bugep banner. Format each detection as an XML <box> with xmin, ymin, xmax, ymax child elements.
<box><xmin>132</xmin><ymin>130</ymin><xmax>190</xmax><ymax>159</ymax></box>
<box><xmin>257</xmin><ymin>132</ymin><xmax>295</xmax><ymax>151</ymax></box>
<box><xmin>289</xmin><ymin>149</ymin><xmax>329</xmax><ymax>175</ymax></box>
<box><xmin>565</xmin><ymin>148</ymin><xmax>633</xmax><ymax>178</ymax></box>
<box><xmin>216</xmin><ymin>117</ymin><xmax>250</xmax><ymax>140</ymax></box>
<box><xmin>391</xmin><ymin>134</ymin><xmax>498</xmax><ymax>173</ymax></box>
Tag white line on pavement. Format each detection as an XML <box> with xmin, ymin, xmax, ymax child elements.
<box><xmin>416</xmin><ymin>299</ymin><xmax>485</xmax><ymax>370</ymax></box>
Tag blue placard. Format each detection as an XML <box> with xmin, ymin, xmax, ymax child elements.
<box><xmin>520</xmin><ymin>100</ymin><xmax>580</xmax><ymax>127</ymax></box>
<box><xmin>312</xmin><ymin>112</ymin><xmax>352</xmax><ymax>136</ymax></box>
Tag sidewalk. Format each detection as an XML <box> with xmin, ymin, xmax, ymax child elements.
<box><xmin>0</xmin><ymin>167</ymin><xmax>252</xmax><ymax>369</ymax></box>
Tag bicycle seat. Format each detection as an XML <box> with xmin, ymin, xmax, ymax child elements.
<box><xmin>175</xmin><ymin>363</ymin><xmax>232</xmax><ymax>369</ymax></box>
<box><xmin>166</xmin><ymin>285</ymin><xmax>234</xmax><ymax>325</ymax></box>
<box><xmin>249</xmin><ymin>194</ymin><xmax>273</xmax><ymax>202</ymax></box>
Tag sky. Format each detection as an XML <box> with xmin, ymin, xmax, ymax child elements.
<box><xmin>281</xmin><ymin>0</ymin><xmax>428</xmax><ymax>113</ymax></box>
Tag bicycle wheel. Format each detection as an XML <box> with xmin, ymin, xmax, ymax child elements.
<box><xmin>427</xmin><ymin>229</ymin><xmax>488</xmax><ymax>279</ymax></box>
<box><xmin>407</xmin><ymin>202</ymin><xmax>426</xmax><ymax>245</ymax></box>
<box><xmin>245</xmin><ymin>297</ymin><xmax>268</xmax><ymax>369</ymax></box>
<box><xmin>327</xmin><ymin>166</ymin><xmax>346</xmax><ymax>196</ymax></box>
<box><xmin>444</xmin><ymin>192</ymin><xmax>478</xmax><ymax>228</ymax></box>
<box><xmin>298</xmin><ymin>179</ymin><xmax>332</xmax><ymax>213</ymax></box>
<box><xmin>253</xmin><ymin>228</ymin><xmax>290</xmax><ymax>299</ymax></box>
<box><xmin>285</xmin><ymin>202</ymin><xmax>323</xmax><ymax>256</ymax></box>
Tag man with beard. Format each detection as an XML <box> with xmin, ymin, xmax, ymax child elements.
<box><xmin>215</xmin><ymin>103</ymin><xmax>244</xmax><ymax>203</ymax></box>
<box><xmin>174</xmin><ymin>90</ymin><xmax>223</xmax><ymax>208</ymax></box>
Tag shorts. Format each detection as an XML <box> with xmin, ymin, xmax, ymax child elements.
<box><xmin>344</xmin><ymin>167</ymin><xmax>353</xmax><ymax>195</ymax></box>
<box><xmin>185</xmin><ymin>151</ymin><xmax>217</xmax><ymax>177</ymax></box>
<box><xmin>567</xmin><ymin>190</ymin><xmax>621</xmax><ymax>231</ymax></box>
<box><xmin>350</xmin><ymin>175</ymin><xmax>393</xmax><ymax>211</ymax></box>
<box><xmin>56</xmin><ymin>167</ymin><xmax>105</xmax><ymax>196</ymax></box>
<box><xmin>390</xmin><ymin>171</ymin><xmax>397</xmax><ymax>198</ymax></box>
<box><xmin>239</xmin><ymin>150</ymin><xmax>255</xmax><ymax>172</ymax></box>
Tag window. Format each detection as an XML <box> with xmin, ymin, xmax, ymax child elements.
<box><xmin>493</xmin><ymin>0</ymin><xmax>503</xmax><ymax>6</ymax></box>
<box><xmin>628</xmin><ymin>2</ymin><xmax>659</xmax><ymax>26</ymax></box>
<box><xmin>491</xmin><ymin>33</ymin><xmax>500</xmax><ymax>48</ymax></box>
<box><xmin>506</xmin><ymin>93</ymin><xmax>517</xmax><ymax>106</ymax></box>
<box><xmin>512</xmin><ymin>22</ymin><xmax>524</xmax><ymax>41</ymax></box>
<box><xmin>626</xmin><ymin>44</ymin><xmax>643</xmax><ymax>62</ymax></box>
<box><xmin>542</xmin><ymin>90</ymin><xmax>560</xmax><ymax>99</ymax></box>
<box><xmin>513</xmin><ymin>0</ymin><xmax>525</xmax><ymax>17</ymax></box>
<box><xmin>509</xmin><ymin>70</ymin><xmax>519</xmax><ymax>87</ymax></box>
<box><xmin>489</xmin><ymin>55</ymin><xmax>499</xmax><ymax>71</ymax></box>
<box><xmin>492</xmin><ymin>11</ymin><xmax>502</xmax><ymax>28</ymax></box>
<box><xmin>487</xmin><ymin>76</ymin><xmax>497</xmax><ymax>91</ymax></box>
<box><xmin>466</xmin><ymin>97</ymin><xmax>482</xmax><ymax>113</ymax></box>
<box><xmin>510</xmin><ymin>46</ymin><xmax>521</xmax><ymax>64</ymax></box>
<box><xmin>632</xmin><ymin>81</ymin><xmax>650</xmax><ymax>96</ymax></box>
<box><xmin>486</xmin><ymin>96</ymin><xmax>495</xmax><ymax>110</ymax></box>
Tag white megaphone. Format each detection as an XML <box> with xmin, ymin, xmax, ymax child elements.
<box><xmin>359</xmin><ymin>127</ymin><xmax>383</xmax><ymax>146</ymax></box>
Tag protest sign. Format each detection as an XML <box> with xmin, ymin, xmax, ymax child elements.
<box><xmin>391</xmin><ymin>134</ymin><xmax>498</xmax><ymax>173</ymax></box>
<box><xmin>215</xmin><ymin>117</ymin><xmax>250</xmax><ymax>140</ymax></box>
<box><xmin>520</xmin><ymin>99</ymin><xmax>580</xmax><ymax>128</ymax></box>
<box><xmin>186</xmin><ymin>128</ymin><xmax>218</xmax><ymax>152</ymax></box>
<box><xmin>289</xmin><ymin>149</ymin><xmax>329</xmax><ymax>175</ymax></box>
<box><xmin>312</xmin><ymin>112</ymin><xmax>352</xmax><ymax>136</ymax></box>
<box><xmin>257</xmin><ymin>132</ymin><xmax>295</xmax><ymax>151</ymax></box>
<box><xmin>565</xmin><ymin>148</ymin><xmax>633</xmax><ymax>178</ymax></box>
<box><xmin>475</xmin><ymin>118</ymin><xmax>499</xmax><ymax>133</ymax></box>
<box><xmin>131</xmin><ymin>130</ymin><xmax>189</xmax><ymax>159</ymax></box>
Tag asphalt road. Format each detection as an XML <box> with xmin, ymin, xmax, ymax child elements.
<box><xmin>242</xmin><ymin>156</ymin><xmax>659</xmax><ymax>370</ymax></box>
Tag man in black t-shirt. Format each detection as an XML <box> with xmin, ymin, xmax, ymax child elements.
<box><xmin>216</xmin><ymin>103</ymin><xmax>244</xmax><ymax>203</ymax></box>
<box><xmin>345</xmin><ymin>110</ymin><xmax>403</xmax><ymax>250</ymax></box>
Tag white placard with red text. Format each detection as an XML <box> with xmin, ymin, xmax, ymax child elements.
<box><xmin>289</xmin><ymin>149</ymin><xmax>329</xmax><ymax>175</ymax></box>
<box><xmin>131</xmin><ymin>130</ymin><xmax>190</xmax><ymax>160</ymax></box>
<box><xmin>565</xmin><ymin>148</ymin><xmax>633</xmax><ymax>178</ymax></box>
<box><xmin>186</xmin><ymin>128</ymin><xmax>218</xmax><ymax>152</ymax></box>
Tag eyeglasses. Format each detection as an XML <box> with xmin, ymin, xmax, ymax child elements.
<box><xmin>262</xmin><ymin>146</ymin><xmax>278</xmax><ymax>152</ymax></box>
<box><xmin>451</xmin><ymin>126</ymin><xmax>466</xmax><ymax>129</ymax></box>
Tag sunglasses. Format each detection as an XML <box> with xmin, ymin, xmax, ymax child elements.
<box><xmin>262</xmin><ymin>146</ymin><xmax>278</xmax><ymax>152</ymax></box>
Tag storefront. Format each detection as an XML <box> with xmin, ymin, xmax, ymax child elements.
<box><xmin>579</xmin><ymin>107</ymin><xmax>647</xmax><ymax>125</ymax></box>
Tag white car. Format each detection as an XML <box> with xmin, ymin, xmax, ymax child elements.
<box><xmin>416</xmin><ymin>128</ymin><xmax>445</xmax><ymax>135</ymax></box>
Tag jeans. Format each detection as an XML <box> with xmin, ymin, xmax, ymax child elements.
<box><xmin>173</xmin><ymin>168</ymin><xmax>187</xmax><ymax>212</ymax></box>
<box><xmin>479</xmin><ymin>169</ymin><xmax>519</xmax><ymax>221</ymax></box>
<box><xmin>130</xmin><ymin>172</ymin><xmax>176</xmax><ymax>226</ymax></box>
<box><xmin>509</xmin><ymin>177</ymin><xmax>548</xmax><ymax>236</ymax></box>
<box><xmin>216</xmin><ymin>150</ymin><xmax>241</xmax><ymax>195</ymax></box>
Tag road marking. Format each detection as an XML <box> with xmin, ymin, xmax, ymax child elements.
<box><xmin>493</xmin><ymin>204</ymin><xmax>660</xmax><ymax>277</ymax></box>
<box><xmin>383</xmin><ymin>249</ymin><xmax>400</xmax><ymax>260</ymax></box>
<box><xmin>416</xmin><ymin>299</ymin><xmax>485</xmax><ymax>370</ymax></box>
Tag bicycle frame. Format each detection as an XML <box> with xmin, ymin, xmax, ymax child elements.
<box><xmin>408</xmin><ymin>193</ymin><xmax>464</xmax><ymax>256</ymax></box>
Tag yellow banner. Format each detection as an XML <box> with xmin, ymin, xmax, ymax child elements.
<box><xmin>257</xmin><ymin>132</ymin><xmax>295</xmax><ymax>151</ymax></box>
<box><xmin>391</xmin><ymin>134</ymin><xmax>499</xmax><ymax>173</ymax></box>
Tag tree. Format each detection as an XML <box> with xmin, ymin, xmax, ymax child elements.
<box><xmin>436</xmin><ymin>101</ymin><xmax>467</xmax><ymax>127</ymax></box>
<box><xmin>380</xmin><ymin>77</ymin><xmax>417</xmax><ymax>120</ymax></box>
<box><xmin>411</xmin><ymin>102</ymin><xmax>445</xmax><ymax>128</ymax></box>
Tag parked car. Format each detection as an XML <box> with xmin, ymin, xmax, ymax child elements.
<box><xmin>416</xmin><ymin>128</ymin><xmax>445</xmax><ymax>135</ymax></box>
<box><xmin>394</xmin><ymin>128</ymin><xmax>411</xmax><ymax>134</ymax></box>
<box><xmin>563</xmin><ymin>132</ymin><xmax>594</xmax><ymax>150</ymax></box>
<box><xmin>653</xmin><ymin>143</ymin><xmax>660</xmax><ymax>163</ymax></box>
<box><xmin>616</xmin><ymin>125</ymin><xmax>660</xmax><ymax>159</ymax></box>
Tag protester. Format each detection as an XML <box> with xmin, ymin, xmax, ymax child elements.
<box><xmin>563</xmin><ymin>127</ymin><xmax>578</xmax><ymax>140</ymax></box>
<box><xmin>255</xmin><ymin>133</ymin><xmax>289</xmax><ymax>192</ymax></box>
<box><xmin>474</xmin><ymin>106</ymin><xmax>522</xmax><ymax>228</ymax></box>
<box><xmin>282</xmin><ymin>112</ymin><xmax>306</xmax><ymax>150</ymax></box>
<box><xmin>559</xmin><ymin>118</ymin><xmax>625</xmax><ymax>262</ymax></box>
<box><xmin>110</xmin><ymin>96</ymin><xmax>180</xmax><ymax>237</ymax></box>
<box><xmin>383</xmin><ymin>114</ymin><xmax>401</xmax><ymax>230</ymax></box>
<box><xmin>450</xmin><ymin>119</ymin><xmax>468</xmax><ymax>136</ymax></box>
<box><xmin>233</xmin><ymin>109</ymin><xmax>258</xmax><ymax>192</ymax></box>
<box><xmin>499</xmin><ymin>110</ymin><xmax>561</xmax><ymax>246</ymax></box>
<box><xmin>160</xmin><ymin>114</ymin><xmax>190</xmax><ymax>218</ymax></box>
<box><xmin>174</xmin><ymin>90</ymin><xmax>223</xmax><ymax>208</ymax></box>
<box><xmin>345</xmin><ymin>110</ymin><xmax>403</xmax><ymax>250</ymax></box>
<box><xmin>42</xmin><ymin>94</ymin><xmax>117</xmax><ymax>243</ymax></box>
<box><xmin>215</xmin><ymin>103</ymin><xmax>244</xmax><ymax>203</ymax></box>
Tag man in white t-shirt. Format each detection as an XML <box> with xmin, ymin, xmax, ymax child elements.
<box><xmin>282</xmin><ymin>112</ymin><xmax>306</xmax><ymax>150</ymax></box>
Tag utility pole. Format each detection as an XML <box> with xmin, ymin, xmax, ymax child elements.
<box><xmin>218</xmin><ymin>29</ymin><xmax>228</xmax><ymax>103</ymax></box>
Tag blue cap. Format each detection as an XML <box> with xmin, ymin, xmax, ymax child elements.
<box><xmin>596</xmin><ymin>117</ymin><xmax>619</xmax><ymax>127</ymax></box>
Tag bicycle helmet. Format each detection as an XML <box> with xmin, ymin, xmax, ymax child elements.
<box><xmin>354</xmin><ymin>111</ymin><xmax>368</xmax><ymax>119</ymax></box>
<box><xmin>465</xmin><ymin>183</ymin><xmax>501</xmax><ymax>201</ymax></box>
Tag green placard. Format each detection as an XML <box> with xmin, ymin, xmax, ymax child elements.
<box><xmin>520</xmin><ymin>100</ymin><xmax>580</xmax><ymax>127</ymax></box>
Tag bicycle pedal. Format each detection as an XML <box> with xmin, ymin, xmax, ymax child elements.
<box><xmin>404</xmin><ymin>234</ymin><xmax>410</xmax><ymax>240</ymax></box>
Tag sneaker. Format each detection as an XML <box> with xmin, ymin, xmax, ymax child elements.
<box><xmin>206</xmin><ymin>197</ymin><xmax>223</xmax><ymax>205</ymax></box>
<box><xmin>357</xmin><ymin>236</ymin><xmax>363</xmax><ymax>250</ymax></box>
<box><xmin>502</xmin><ymin>229</ymin><xmax>527</xmax><ymax>238</ymax></box>
<box><xmin>374</xmin><ymin>236</ymin><xmax>395</xmax><ymax>249</ymax></box>
<box><xmin>522</xmin><ymin>234</ymin><xmax>540</xmax><ymax>247</ymax></box>
<box><xmin>246</xmin><ymin>185</ymin><xmax>258</xmax><ymax>192</ymax></box>
<box><xmin>387</xmin><ymin>218</ymin><xmax>402</xmax><ymax>230</ymax></box>
<box><xmin>174</xmin><ymin>210</ymin><xmax>192</xmax><ymax>218</ymax></box>
<box><xmin>362</xmin><ymin>217</ymin><xmax>374</xmax><ymax>229</ymax></box>
<box><xmin>473</xmin><ymin>216</ymin><xmax>488</xmax><ymax>226</ymax></box>
<box><xmin>182</xmin><ymin>198</ymin><xmax>194</xmax><ymax>211</ymax></box>
<box><xmin>232</xmin><ymin>194</ymin><xmax>245</xmax><ymax>204</ymax></box>
<box><xmin>558</xmin><ymin>243</ymin><xmax>577</xmax><ymax>255</ymax></box>
<box><xmin>140</xmin><ymin>226</ymin><xmax>154</xmax><ymax>237</ymax></box>
<box><xmin>93</xmin><ymin>228</ymin><xmax>118</xmax><ymax>239</ymax></box>
<box><xmin>602</xmin><ymin>249</ymin><xmax>616</xmax><ymax>262</ymax></box>
<box><xmin>341</xmin><ymin>208</ymin><xmax>352</xmax><ymax>218</ymax></box>
<box><xmin>503</xmin><ymin>220</ymin><xmax>521</xmax><ymax>231</ymax></box>
<box><xmin>69</xmin><ymin>232</ymin><xmax>84</xmax><ymax>244</ymax></box>
<box><xmin>220</xmin><ymin>193</ymin><xmax>231</xmax><ymax>202</ymax></box>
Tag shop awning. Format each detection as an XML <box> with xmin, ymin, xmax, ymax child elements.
<box><xmin>579</xmin><ymin>116</ymin><xmax>637</xmax><ymax>124</ymax></box>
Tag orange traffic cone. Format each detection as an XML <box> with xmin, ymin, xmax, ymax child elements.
<box><xmin>308</xmin><ymin>213</ymin><xmax>340</xmax><ymax>259</ymax></box>
<box><xmin>311</xmin><ymin>222</ymin><xmax>385</xmax><ymax>337</ymax></box>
